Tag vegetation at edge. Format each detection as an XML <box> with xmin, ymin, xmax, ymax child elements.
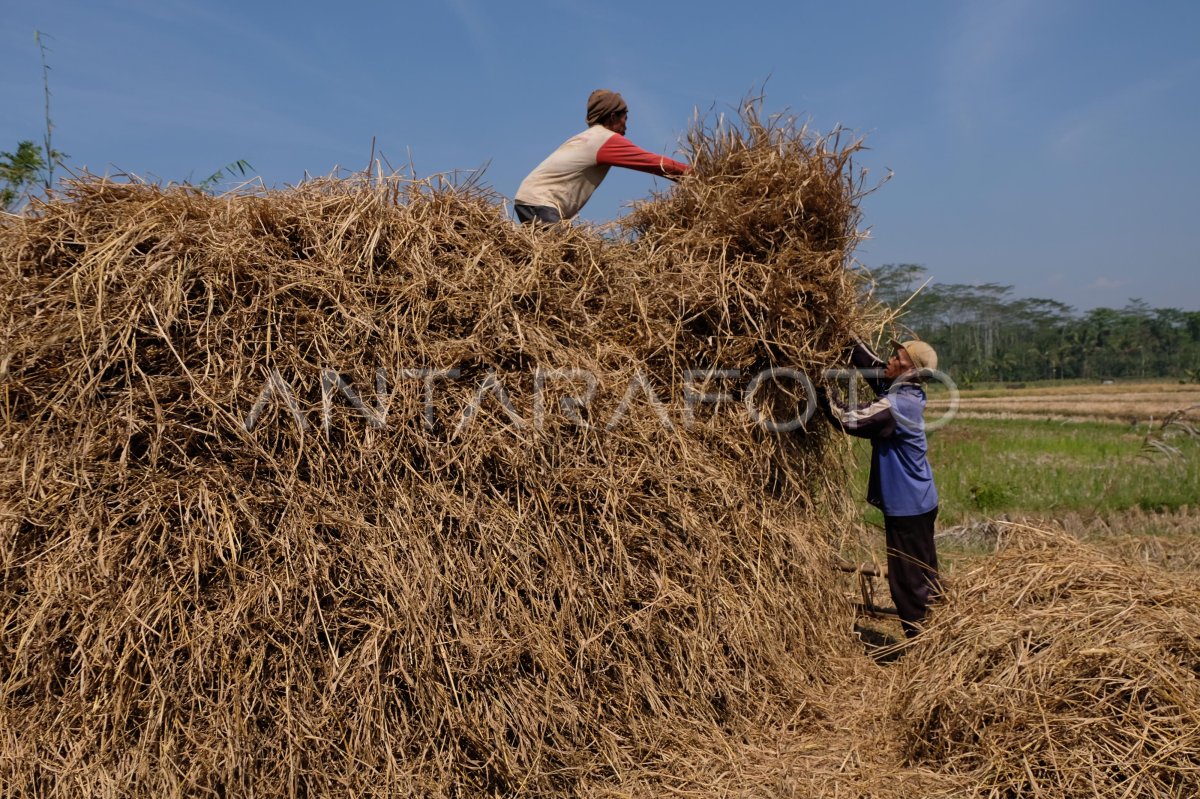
<box><xmin>852</xmin><ymin>416</ymin><xmax>1200</xmax><ymax>527</ymax></box>
<box><xmin>864</xmin><ymin>263</ymin><xmax>1200</xmax><ymax>384</ymax></box>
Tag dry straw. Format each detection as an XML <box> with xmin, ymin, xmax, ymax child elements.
<box><xmin>888</xmin><ymin>523</ymin><xmax>1200</xmax><ymax>799</ymax></box>
<box><xmin>1</xmin><ymin>102</ymin><xmax>874</xmax><ymax>796</ymax></box>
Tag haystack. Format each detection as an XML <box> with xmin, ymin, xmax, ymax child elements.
<box><xmin>888</xmin><ymin>524</ymin><xmax>1200</xmax><ymax>798</ymax></box>
<box><xmin>0</xmin><ymin>105</ymin><xmax>873</xmax><ymax>796</ymax></box>
<box><xmin>630</xmin><ymin>522</ymin><xmax>1200</xmax><ymax>799</ymax></box>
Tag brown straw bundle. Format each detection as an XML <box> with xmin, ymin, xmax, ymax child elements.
<box><xmin>0</xmin><ymin>104</ymin><xmax>874</xmax><ymax>796</ymax></box>
<box><xmin>888</xmin><ymin>523</ymin><xmax>1200</xmax><ymax>799</ymax></box>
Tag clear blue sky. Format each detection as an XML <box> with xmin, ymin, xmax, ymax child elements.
<box><xmin>4</xmin><ymin>0</ymin><xmax>1198</xmax><ymax>311</ymax></box>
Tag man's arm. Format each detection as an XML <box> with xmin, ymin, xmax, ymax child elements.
<box><xmin>845</xmin><ymin>337</ymin><xmax>890</xmax><ymax>396</ymax></box>
<box><xmin>818</xmin><ymin>387</ymin><xmax>897</xmax><ymax>439</ymax></box>
<box><xmin>595</xmin><ymin>134</ymin><xmax>690</xmax><ymax>178</ymax></box>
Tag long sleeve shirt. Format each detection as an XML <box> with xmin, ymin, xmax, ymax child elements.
<box><xmin>822</xmin><ymin>341</ymin><xmax>939</xmax><ymax>517</ymax></box>
<box><xmin>514</xmin><ymin>125</ymin><xmax>689</xmax><ymax>220</ymax></box>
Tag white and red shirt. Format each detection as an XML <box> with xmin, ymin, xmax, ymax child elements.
<box><xmin>515</xmin><ymin>125</ymin><xmax>689</xmax><ymax>219</ymax></box>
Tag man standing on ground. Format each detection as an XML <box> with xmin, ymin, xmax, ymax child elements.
<box><xmin>819</xmin><ymin>338</ymin><xmax>942</xmax><ymax>638</ymax></box>
<box><xmin>513</xmin><ymin>89</ymin><xmax>690</xmax><ymax>224</ymax></box>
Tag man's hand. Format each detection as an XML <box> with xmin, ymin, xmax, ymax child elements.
<box><xmin>847</xmin><ymin>335</ymin><xmax>886</xmax><ymax>371</ymax></box>
<box><xmin>850</xmin><ymin>335</ymin><xmax>882</xmax><ymax>360</ymax></box>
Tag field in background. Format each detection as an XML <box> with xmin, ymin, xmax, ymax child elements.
<box><xmin>850</xmin><ymin>380</ymin><xmax>1200</xmax><ymax>529</ymax></box>
<box><xmin>928</xmin><ymin>379</ymin><xmax>1200</xmax><ymax>423</ymax></box>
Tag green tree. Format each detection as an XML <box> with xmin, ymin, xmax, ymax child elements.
<box><xmin>0</xmin><ymin>141</ymin><xmax>46</xmax><ymax>211</ymax></box>
<box><xmin>863</xmin><ymin>263</ymin><xmax>1200</xmax><ymax>383</ymax></box>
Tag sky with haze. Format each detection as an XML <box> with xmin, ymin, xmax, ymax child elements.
<box><xmin>3</xmin><ymin>0</ymin><xmax>1198</xmax><ymax>310</ymax></box>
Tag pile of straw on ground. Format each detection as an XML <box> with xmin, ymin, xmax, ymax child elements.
<box><xmin>888</xmin><ymin>524</ymin><xmax>1200</xmax><ymax>798</ymax></box>
<box><xmin>636</xmin><ymin>523</ymin><xmax>1200</xmax><ymax>799</ymax></box>
<box><xmin>0</xmin><ymin>106</ymin><xmax>872</xmax><ymax>796</ymax></box>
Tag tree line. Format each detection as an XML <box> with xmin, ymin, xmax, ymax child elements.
<box><xmin>864</xmin><ymin>264</ymin><xmax>1200</xmax><ymax>385</ymax></box>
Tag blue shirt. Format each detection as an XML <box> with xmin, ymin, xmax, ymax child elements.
<box><xmin>866</xmin><ymin>383</ymin><xmax>938</xmax><ymax>516</ymax></box>
<box><xmin>824</xmin><ymin>379</ymin><xmax>939</xmax><ymax>517</ymax></box>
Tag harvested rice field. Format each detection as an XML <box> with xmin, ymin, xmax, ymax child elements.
<box><xmin>928</xmin><ymin>380</ymin><xmax>1200</xmax><ymax>423</ymax></box>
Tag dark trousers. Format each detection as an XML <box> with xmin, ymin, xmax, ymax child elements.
<box><xmin>884</xmin><ymin>507</ymin><xmax>940</xmax><ymax>638</ymax></box>
<box><xmin>514</xmin><ymin>203</ymin><xmax>562</xmax><ymax>224</ymax></box>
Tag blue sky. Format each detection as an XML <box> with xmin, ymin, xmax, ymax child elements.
<box><xmin>3</xmin><ymin>0</ymin><xmax>1198</xmax><ymax>310</ymax></box>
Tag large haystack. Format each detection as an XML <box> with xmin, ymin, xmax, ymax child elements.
<box><xmin>0</xmin><ymin>107</ymin><xmax>873</xmax><ymax>796</ymax></box>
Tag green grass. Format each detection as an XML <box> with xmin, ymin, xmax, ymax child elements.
<box><xmin>850</xmin><ymin>418</ymin><xmax>1200</xmax><ymax>526</ymax></box>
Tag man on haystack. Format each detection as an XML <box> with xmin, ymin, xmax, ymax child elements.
<box><xmin>818</xmin><ymin>338</ymin><xmax>942</xmax><ymax>639</ymax></box>
<box><xmin>513</xmin><ymin>89</ymin><xmax>690</xmax><ymax>224</ymax></box>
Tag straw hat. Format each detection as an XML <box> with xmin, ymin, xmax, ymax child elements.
<box><xmin>891</xmin><ymin>339</ymin><xmax>938</xmax><ymax>374</ymax></box>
